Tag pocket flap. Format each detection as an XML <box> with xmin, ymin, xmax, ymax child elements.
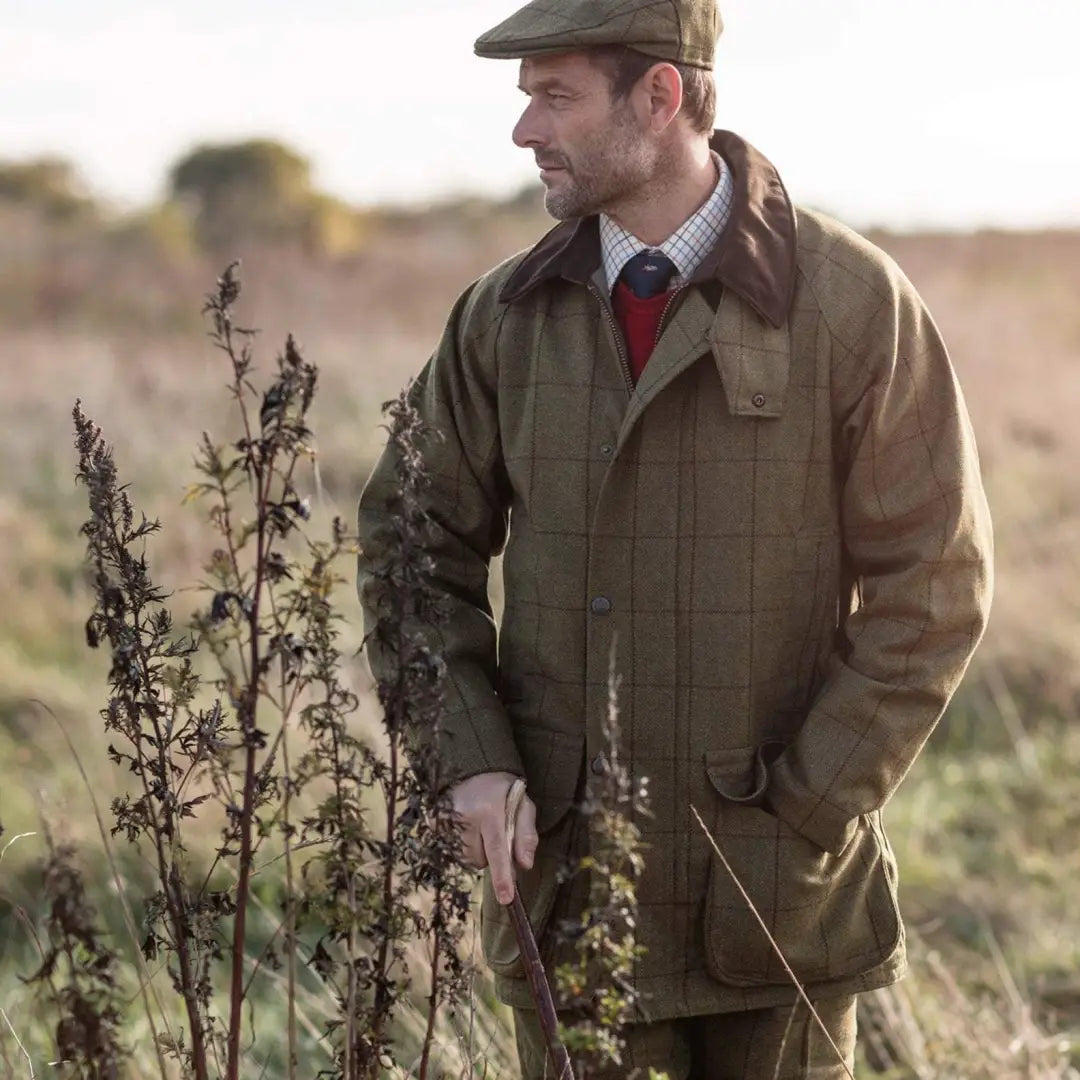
<box><xmin>514</xmin><ymin>723</ymin><xmax>583</xmax><ymax>833</ymax></box>
<box><xmin>709</xmin><ymin>291</ymin><xmax>791</xmax><ymax>418</ymax></box>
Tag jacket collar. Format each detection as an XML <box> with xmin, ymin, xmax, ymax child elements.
<box><xmin>499</xmin><ymin>130</ymin><xmax>797</xmax><ymax>329</ymax></box>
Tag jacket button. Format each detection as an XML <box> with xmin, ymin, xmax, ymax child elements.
<box><xmin>599</xmin><ymin>443</ymin><xmax>613</xmax><ymax>457</ymax></box>
<box><xmin>591</xmin><ymin>753</ymin><xmax>607</xmax><ymax>776</ymax></box>
<box><xmin>590</xmin><ymin>596</ymin><xmax>612</xmax><ymax>615</ymax></box>
<box><xmin>752</xmin><ymin>393</ymin><xmax>766</xmax><ymax>408</ymax></box>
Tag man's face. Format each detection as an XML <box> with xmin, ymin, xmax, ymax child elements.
<box><xmin>512</xmin><ymin>53</ymin><xmax>656</xmax><ymax>220</ymax></box>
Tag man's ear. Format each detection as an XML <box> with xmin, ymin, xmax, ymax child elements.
<box><xmin>639</xmin><ymin>62</ymin><xmax>684</xmax><ymax>132</ymax></box>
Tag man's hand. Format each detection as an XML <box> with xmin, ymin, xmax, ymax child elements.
<box><xmin>451</xmin><ymin>771</ymin><xmax>538</xmax><ymax>906</ymax></box>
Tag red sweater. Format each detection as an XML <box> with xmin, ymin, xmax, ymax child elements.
<box><xmin>612</xmin><ymin>280</ymin><xmax>674</xmax><ymax>384</ymax></box>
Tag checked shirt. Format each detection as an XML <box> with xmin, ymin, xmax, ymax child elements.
<box><xmin>599</xmin><ymin>151</ymin><xmax>735</xmax><ymax>292</ymax></box>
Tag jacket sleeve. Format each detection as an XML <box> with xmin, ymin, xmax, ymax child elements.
<box><xmin>765</xmin><ymin>257</ymin><xmax>994</xmax><ymax>854</ymax></box>
<box><xmin>356</xmin><ymin>279</ymin><xmax>523</xmax><ymax>787</ymax></box>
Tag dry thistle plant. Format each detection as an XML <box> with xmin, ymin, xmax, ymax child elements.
<box><xmin>552</xmin><ymin>654</ymin><xmax>660</xmax><ymax>1080</ymax></box>
<box><xmin>44</xmin><ymin>264</ymin><xmax>471</xmax><ymax>1080</ymax></box>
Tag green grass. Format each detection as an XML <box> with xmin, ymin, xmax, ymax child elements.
<box><xmin>857</xmin><ymin>702</ymin><xmax>1080</xmax><ymax>1078</ymax></box>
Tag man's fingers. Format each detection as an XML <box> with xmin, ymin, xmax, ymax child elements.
<box><xmin>513</xmin><ymin>795</ymin><xmax>538</xmax><ymax>871</ymax></box>
<box><xmin>448</xmin><ymin>774</ymin><xmax>537</xmax><ymax>901</ymax></box>
<box><xmin>449</xmin><ymin>805</ymin><xmax>485</xmax><ymax>869</ymax></box>
<box><xmin>461</xmin><ymin>825</ymin><xmax>488</xmax><ymax>870</ymax></box>
<box><xmin>481</xmin><ymin>820</ymin><xmax>516</xmax><ymax>906</ymax></box>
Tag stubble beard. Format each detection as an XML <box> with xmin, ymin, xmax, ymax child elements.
<box><xmin>543</xmin><ymin>105</ymin><xmax>655</xmax><ymax>221</ymax></box>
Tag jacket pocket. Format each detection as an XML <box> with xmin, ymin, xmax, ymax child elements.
<box><xmin>702</xmin><ymin>746</ymin><xmax>901</xmax><ymax>988</ymax></box>
<box><xmin>480</xmin><ymin>722</ymin><xmax>583</xmax><ymax>976</ymax></box>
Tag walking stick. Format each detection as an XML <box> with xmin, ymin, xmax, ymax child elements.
<box><xmin>505</xmin><ymin>778</ymin><xmax>577</xmax><ymax>1080</ymax></box>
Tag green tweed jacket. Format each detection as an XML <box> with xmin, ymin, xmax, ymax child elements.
<box><xmin>357</xmin><ymin>131</ymin><xmax>993</xmax><ymax>1019</ymax></box>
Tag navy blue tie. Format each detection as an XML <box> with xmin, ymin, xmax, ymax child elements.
<box><xmin>619</xmin><ymin>251</ymin><xmax>677</xmax><ymax>299</ymax></box>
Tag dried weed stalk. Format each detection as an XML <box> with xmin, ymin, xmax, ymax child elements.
<box><xmin>27</xmin><ymin>834</ymin><xmax>129</xmax><ymax>1080</ymax></box>
<box><xmin>554</xmin><ymin>653</ymin><xmax>656</xmax><ymax>1079</ymax></box>
<box><xmin>73</xmin><ymin>394</ymin><xmax>218</xmax><ymax>1078</ymax></box>
<box><xmin>299</xmin><ymin>386</ymin><xmax>472</xmax><ymax>1078</ymax></box>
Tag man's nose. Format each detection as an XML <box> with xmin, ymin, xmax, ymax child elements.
<box><xmin>512</xmin><ymin>101</ymin><xmax>546</xmax><ymax>150</ymax></box>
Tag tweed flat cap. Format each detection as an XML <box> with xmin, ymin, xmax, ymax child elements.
<box><xmin>475</xmin><ymin>0</ymin><xmax>722</xmax><ymax>70</ymax></box>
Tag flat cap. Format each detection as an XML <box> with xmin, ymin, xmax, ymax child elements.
<box><xmin>475</xmin><ymin>0</ymin><xmax>722</xmax><ymax>71</ymax></box>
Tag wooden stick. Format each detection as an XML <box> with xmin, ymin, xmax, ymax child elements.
<box><xmin>506</xmin><ymin>778</ymin><xmax>576</xmax><ymax>1080</ymax></box>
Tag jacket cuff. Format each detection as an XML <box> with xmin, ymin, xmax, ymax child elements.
<box><xmin>433</xmin><ymin>709</ymin><xmax>525</xmax><ymax>791</ymax></box>
<box><xmin>764</xmin><ymin>759</ymin><xmax>859</xmax><ymax>856</ymax></box>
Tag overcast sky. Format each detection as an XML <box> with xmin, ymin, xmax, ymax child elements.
<box><xmin>3</xmin><ymin>0</ymin><xmax>1078</xmax><ymax>228</ymax></box>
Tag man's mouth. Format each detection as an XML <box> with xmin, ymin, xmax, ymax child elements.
<box><xmin>538</xmin><ymin>164</ymin><xmax>567</xmax><ymax>184</ymax></box>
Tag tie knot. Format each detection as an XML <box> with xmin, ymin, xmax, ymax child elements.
<box><xmin>619</xmin><ymin>251</ymin><xmax>677</xmax><ymax>299</ymax></box>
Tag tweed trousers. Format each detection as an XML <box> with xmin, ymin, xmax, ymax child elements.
<box><xmin>513</xmin><ymin>994</ymin><xmax>857</xmax><ymax>1079</ymax></box>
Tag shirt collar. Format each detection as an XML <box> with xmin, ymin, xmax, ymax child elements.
<box><xmin>599</xmin><ymin>152</ymin><xmax>736</xmax><ymax>293</ymax></box>
<box><xmin>498</xmin><ymin>130</ymin><xmax>799</xmax><ymax>331</ymax></box>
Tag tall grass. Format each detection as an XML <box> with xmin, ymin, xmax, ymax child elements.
<box><xmin>1</xmin><ymin>205</ymin><xmax>1079</xmax><ymax>1077</ymax></box>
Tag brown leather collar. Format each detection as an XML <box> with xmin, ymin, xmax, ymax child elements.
<box><xmin>499</xmin><ymin>130</ymin><xmax>797</xmax><ymax>328</ymax></box>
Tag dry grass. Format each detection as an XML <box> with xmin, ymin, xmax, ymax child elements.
<box><xmin>870</xmin><ymin>229</ymin><xmax>1080</xmax><ymax>700</ymax></box>
<box><xmin>0</xmin><ymin>202</ymin><xmax>1078</xmax><ymax>1075</ymax></box>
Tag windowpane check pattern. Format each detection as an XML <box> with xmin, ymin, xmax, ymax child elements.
<box><xmin>600</xmin><ymin>152</ymin><xmax>736</xmax><ymax>293</ymax></box>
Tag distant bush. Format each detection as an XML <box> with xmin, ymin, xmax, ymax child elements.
<box><xmin>107</xmin><ymin>202</ymin><xmax>199</xmax><ymax>262</ymax></box>
<box><xmin>168</xmin><ymin>139</ymin><xmax>369</xmax><ymax>257</ymax></box>
<box><xmin>0</xmin><ymin>156</ymin><xmax>98</xmax><ymax>223</ymax></box>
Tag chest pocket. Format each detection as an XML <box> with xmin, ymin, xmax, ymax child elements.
<box><xmin>709</xmin><ymin>291</ymin><xmax>791</xmax><ymax>419</ymax></box>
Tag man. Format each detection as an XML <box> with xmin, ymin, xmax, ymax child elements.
<box><xmin>357</xmin><ymin>0</ymin><xmax>993</xmax><ymax>1075</ymax></box>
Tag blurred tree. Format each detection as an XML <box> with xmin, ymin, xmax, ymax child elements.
<box><xmin>168</xmin><ymin>138</ymin><xmax>367</xmax><ymax>256</ymax></box>
<box><xmin>0</xmin><ymin>157</ymin><xmax>97</xmax><ymax>222</ymax></box>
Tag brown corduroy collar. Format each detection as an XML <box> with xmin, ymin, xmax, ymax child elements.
<box><xmin>499</xmin><ymin>130</ymin><xmax>798</xmax><ymax>329</ymax></box>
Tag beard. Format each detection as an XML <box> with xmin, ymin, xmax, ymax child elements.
<box><xmin>540</xmin><ymin>104</ymin><xmax>656</xmax><ymax>221</ymax></box>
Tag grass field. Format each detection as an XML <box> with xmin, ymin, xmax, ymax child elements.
<box><xmin>1</xmin><ymin>198</ymin><xmax>1078</xmax><ymax>1077</ymax></box>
